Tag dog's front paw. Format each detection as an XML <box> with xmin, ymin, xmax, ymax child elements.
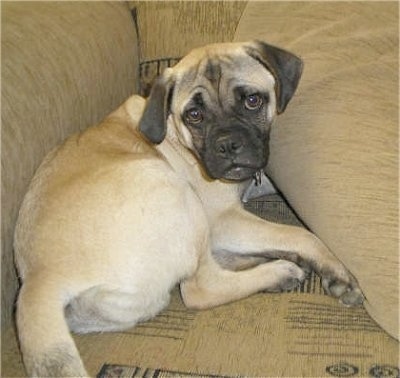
<box><xmin>321</xmin><ymin>274</ymin><xmax>365</xmax><ymax>306</ymax></box>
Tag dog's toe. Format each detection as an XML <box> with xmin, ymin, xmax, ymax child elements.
<box><xmin>271</xmin><ymin>260</ymin><xmax>306</xmax><ymax>292</ymax></box>
<box><xmin>322</xmin><ymin>278</ymin><xmax>347</xmax><ymax>297</ymax></box>
<box><xmin>279</xmin><ymin>276</ymin><xmax>302</xmax><ymax>292</ymax></box>
<box><xmin>339</xmin><ymin>288</ymin><xmax>365</xmax><ymax>307</ymax></box>
<box><xmin>322</xmin><ymin>277</ymin><xmax>365</xmax><ymax>307</ymax></box>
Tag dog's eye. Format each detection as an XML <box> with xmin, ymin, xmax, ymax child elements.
<box><xmin>244</xmin><ymin>94</ymin><xmax>263</xmax><ymax>110</ymax></box>
<box><xmin>184</xmin><ymin>108</ymin><xmax>203</xmax><ymax>125</ymax></box>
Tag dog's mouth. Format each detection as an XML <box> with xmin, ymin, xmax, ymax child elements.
<box><xmin>221</xmin><ymin>164</ymin><xmax>263</xmax><ymax>181</ymax></box>
<box><xmin>203</xmin><ymin>158</ymin><xmax>267</xmax><ymax>181</ymax></box>
<box><xmin>201</xmin><ymin>144</ymin><xmax>268</xmax><ymax>182</ymax></box>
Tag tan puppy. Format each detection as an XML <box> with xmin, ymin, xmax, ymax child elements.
<box><xmin>14</xmin><ymin>41</ymin><xmax>364</xmax><ymax>377</ymax></box>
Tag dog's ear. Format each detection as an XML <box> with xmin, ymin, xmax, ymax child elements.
<box><xmin>246</xmin><ymin>40</ymin><xmax>303</xmax><ymax>114</ymax></box>
<box><xmin>139</xmin><ymin>75</ymin><xmax>174</xmax><ymax>144</ymax></box>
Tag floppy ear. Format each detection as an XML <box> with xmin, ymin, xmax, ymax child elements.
<box><xmin>246</xmin><ymin>40</ymin><xmax>303</xmax><ymax>114</ymax></box>
<box><xmin>139</xmin><ymin>76</ymin><xmax>174</xmax><ymax>144</ymax></box>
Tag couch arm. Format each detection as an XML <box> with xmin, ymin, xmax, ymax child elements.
<box><xmin>1</xmin><ymin>2</ymin><xmax>139</xmax><ymax>331</ymax></box>
<box><xmin>235</xmin><ymin>2</ymin><xmax>398</xmax><ymax>339</ymax></box>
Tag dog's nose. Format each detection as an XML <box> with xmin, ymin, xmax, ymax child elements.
<box><xmin>214</xmin><ymin>135</ymin><xmax>244</xmax><ymax>158</ymax></box>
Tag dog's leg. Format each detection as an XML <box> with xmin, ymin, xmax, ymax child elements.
<box><xmin>211</xmin><ymin>206</ymin><xmax>364</xmax><ymax>306</ymax></box>
<box><xmin>181</xmin><ymin>249</ymin><xmax>306</xmax><ymax>309</ymax></box>
<box><xmin>65</xmin><ymin>285</ymin><xmax>170</xmax><ymax>334</ymax></box>
<box><xmin>212</xmin><ymin>249</ymin><xmax>271</xmax><ymax>271</ymax></box>
<box><xmin>17</xmin><ymin>276</ymin><xmax>88</xmax><ymax>377</ymax></box>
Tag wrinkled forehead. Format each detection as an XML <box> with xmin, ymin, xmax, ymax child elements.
<box><xmin>169</xmin><ymin>44</ymin><xmax>276</xmax><ymax>110</ymax></box>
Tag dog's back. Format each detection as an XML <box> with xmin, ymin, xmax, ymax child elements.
<box><xmin>14</xmin><ymin>95</ymin><xmax>205</xmax><ymax>376</ymax></box>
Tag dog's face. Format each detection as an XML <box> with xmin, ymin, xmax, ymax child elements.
<box><xmin>139</xmin><ymin>41</ymin><xmax>303</xmax><ymax>181</ymax></box>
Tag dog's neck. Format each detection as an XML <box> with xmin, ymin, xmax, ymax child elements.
<box><xmin>156</xmin><ymin>123</ymin><xmax>204</xmax><ymax>184</ymax></box>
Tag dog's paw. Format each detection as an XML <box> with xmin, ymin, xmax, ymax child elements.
<box><xmin>270</xmin><ymin>260</ymin><xmax>307</xmax><ymax>292</ymax></box>
<box><xmin>321</xmin><ymin>275</ymin><xmax>365</xmax><ymax>306</ymax></box>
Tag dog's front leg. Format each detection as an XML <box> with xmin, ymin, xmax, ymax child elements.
<box><xmin>211</xmin><ymin>206</ymin><xmax>364</xmax><ymax>306</ymax></box>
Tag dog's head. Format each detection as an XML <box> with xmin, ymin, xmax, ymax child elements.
<box><xmin>139</xmin><ymin>41</ymin><xmax>303</xmax><ymax>181</ymax></box>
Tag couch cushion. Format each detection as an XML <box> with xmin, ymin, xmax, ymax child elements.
<box><xmin>235</xmin><ymin>2</ymin><xmax>398</xmax><ymax>339</ymax></box>
<box><xmin>1</xmin><ymin>1</ymin><xmax>139</xmax><ymax>330</ymax></box>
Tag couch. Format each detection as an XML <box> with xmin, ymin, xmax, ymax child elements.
<box><xmin>2</xmin><ymin>2</ymin><xmax>398</xmax><ymax>377</ymax></box>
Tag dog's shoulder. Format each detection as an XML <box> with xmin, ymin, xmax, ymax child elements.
<box><xmin>23</xmin><ymin>96</ymin><xmax>161</xmax><ymax>201</ymax></box>
<box><xmin>78</xmin><ymin>95</ymin><xmax>156</xmax><ymax>157</ymax></box>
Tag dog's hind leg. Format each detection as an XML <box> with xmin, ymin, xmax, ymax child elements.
<box><xmin>180</xmin><ymin>248</ymin><xmax>306</xmax><ymax>310</ymax></box>
<box><xmin>65</xmin><ymin>285</ymin><xmax>170</xmax><ymax>334</ymax></box>
<box><xmin>17</xmin><ymin>276</ymin><xmax>88</xmax><ymax>377</ymax></box>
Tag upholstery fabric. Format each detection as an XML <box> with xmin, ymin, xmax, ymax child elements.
<box><xmin>1</xmin><ymin>1</ymin><xmax>139</xmax><ymax>330</ymax></box>
<box><xmin>235</xmin><ymin>2</ymin><xmax>399</xmax><ymax>338</ymax></box>
<box><xmin>130</xmin><ymin>1</ymin><xmax>246</xmax><ymax>61</ymax></box>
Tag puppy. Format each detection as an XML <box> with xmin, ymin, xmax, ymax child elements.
<box><xmin>14</xmin><ymin>41</ymin><xmax>364</xmax><ymax>377</ymax></box>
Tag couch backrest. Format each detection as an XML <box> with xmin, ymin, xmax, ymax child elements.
<box><xmin>1</xmin><ymin>1</ymin><xmax>139</xmax><ymax>331</ymax></box>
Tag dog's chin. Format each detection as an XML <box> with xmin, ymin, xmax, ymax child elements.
<box><xmin>201</xmin><ymin>152</ymin><xmax>268</xmax><ymax>182</ymax></box>
<box><xmin>223</xmin><ymin>166</ymin><xmax>257</xmax><ymax>181</ymax></box>
<box><xmin>209</xmin><ymin>165</ymin><xmax>260</xmax><ymax>182</ymax></box>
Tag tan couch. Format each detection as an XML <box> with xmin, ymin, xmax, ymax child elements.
<box><xmin>2</xmin><ymin>2</ymin><xmax>398</xmax><ymax>377</ymax></box>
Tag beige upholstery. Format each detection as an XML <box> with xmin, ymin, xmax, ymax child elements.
<box><xmin>2</xmin><ymin>3</ymin><xmax>398</xmax><ymax>376</ymax></box>
<box><xmin>1</xmin><ymin>2</ymin><xmax>139</xmax><ymax>331</ymax></box>
<box><xmin>235</xmin><ymin>2</ymin><xmax>399</xmax><ymax>339</ymax></box>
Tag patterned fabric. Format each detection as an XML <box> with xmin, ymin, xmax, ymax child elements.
<box><xmin>98</xmin><ymin>364</ymin><xmax>231</xmax><ymax>378</ymax></box>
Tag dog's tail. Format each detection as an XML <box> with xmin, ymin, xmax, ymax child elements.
<box><xmin>16</xmin><ymin>277</ymin><xmax>88</xmax><ymax>377</ymax></box>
